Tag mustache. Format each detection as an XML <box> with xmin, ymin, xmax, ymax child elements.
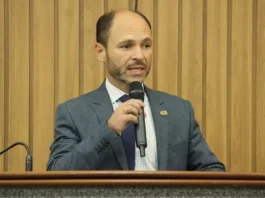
<box><xmin>127</xmin><ymin>61</ymin><xmax>146</xmax><ymax>67</ymax></box>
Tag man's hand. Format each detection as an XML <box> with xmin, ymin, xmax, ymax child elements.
<box><xmin>107</xmin><ymin>99</ymin><xmax>145</xmax><ymax>135</ymax></box>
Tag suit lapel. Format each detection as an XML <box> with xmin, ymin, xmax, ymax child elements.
<box><xmin>146</xmin><ymin>87</ymin><xmax>168</xmax><ymax>170</ymax></box>
<box><xmin>91</xmin><ymin>82</ymin><xmax>169</xmax><ymax>170</ymax></box>
<box><xmin>92</xmin><ymin>82</ymin><xmax>128</xmax><ymax>170</ymax></box>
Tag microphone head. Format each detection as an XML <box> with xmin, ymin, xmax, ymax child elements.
<box><xmin>129</xmin><ymin>81</ymin><xmax>144</xmax><ymax>101</ymax></box>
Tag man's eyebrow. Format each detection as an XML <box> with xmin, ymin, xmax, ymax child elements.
<box><xmin>117</xmin><ymin>39</ymin><xmax>134</xmax><ymax>46</ymax></box>
<box><xmin>142</xmin><ymin>38</ymin><xmax>152</xmax><ymax>43</ymax></box>
<box><xmin>117</xmin><ymin>38</ymin><xmax>153</xmax><ymax>46</ymax></box>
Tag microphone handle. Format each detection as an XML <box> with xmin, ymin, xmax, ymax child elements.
<box><xmin>26</xmin><ymin>154</ymin><xmax>33</xmax><ymax>171</ymax></box>
<box><xmin>135</xmin><ymin>108</ymin><xmax>147</xmax><ymax>157</ymax></box>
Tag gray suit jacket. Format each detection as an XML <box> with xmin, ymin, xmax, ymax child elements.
<box><xmin>47</xmin><ymin>81</ymin><xmax>225</xmax><ymax>171</ymax></box>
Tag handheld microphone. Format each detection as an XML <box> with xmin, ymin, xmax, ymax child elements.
<box><xmin>0</xmin><ymin>142</ymin><xmax>33</xmax><ymax>171</ymax></box>
<box><xmin>129</xmin><ymin>81</ymin><xmax>147</xmax><ymax>157</ymax></box>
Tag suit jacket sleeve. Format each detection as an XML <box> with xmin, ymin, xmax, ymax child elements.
<box><xmin>46</xmin><ymin>103</ymin><xmax>117</xmax><ymax>170</ymax></box>
<box><xmin>186</xmin><ymin>101</ymin><xmax>226</xmax><ymax>171</ymax></box>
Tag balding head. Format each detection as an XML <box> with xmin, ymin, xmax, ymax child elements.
<box><xmin>96</xmin><ymin>9</ymin><xmax>151</xmax><ymax>48</ymax></box>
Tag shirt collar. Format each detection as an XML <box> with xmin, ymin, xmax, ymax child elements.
<box><xmin>105</xmin><ymin>78</ymin><xmax>146</xmax><ymax>104</ymax></box>
<box><xmin>105</xmin><ymin>78</ymin><xmax>127</xmax><ymax>104</ymax></box>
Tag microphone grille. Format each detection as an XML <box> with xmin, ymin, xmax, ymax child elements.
<box><xmin>129</xmin><ymin>81</ymin><xmax>144</xmax><ymax>101</ymax></box>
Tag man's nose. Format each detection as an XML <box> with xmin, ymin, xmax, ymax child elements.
<box><xmin>131</xmin><ymin>46</ymin><xmax>144</xmax><ymax>60</ymax></box>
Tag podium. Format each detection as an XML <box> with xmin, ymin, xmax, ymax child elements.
<box><xmin>0</xmin><ymin>171</ymin><xmax>265</xmax><ymax>197</ymax></box>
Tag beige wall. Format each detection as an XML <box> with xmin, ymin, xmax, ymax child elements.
<box><xmin>0</xmin><ymin>0</ymin><xmax>265</xmax><ymax>172</ymax></box>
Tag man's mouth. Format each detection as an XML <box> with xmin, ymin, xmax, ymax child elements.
<box><xmin>127</xmin><ymin>66</ymin><xmax>146</xmax><ymax>76</ymax></box>
<box><xmin>128</xmin><ymin>66</ymin><xmax>145</xmax><ymax>70</ymax></box>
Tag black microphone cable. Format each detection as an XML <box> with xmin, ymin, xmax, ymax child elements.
<box><xmin>0</xmin><ymin>142</ymin><xmax>33</xmax><ymax>171</ymax></box>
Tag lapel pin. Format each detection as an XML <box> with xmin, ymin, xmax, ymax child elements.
<box><xmin>160</xmin><ymin>110</ymin><xmax>168</xmax><ymax>116</ymax></box>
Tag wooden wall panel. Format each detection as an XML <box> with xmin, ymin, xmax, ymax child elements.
<box><xmin>8</xmin><ymin>0</ymin><xmax>30</xmax><ymax>171</ymax></box>
<box><xmin>256</xmin><ymin>0</ymin><xmax>265</xmax><ymax>172</ymax></box>
<box><xmin>206</xmin><ymin>0</ymin><xmax>228</xmax><ymax>169</ymax></box>
<box><xmin>57</xmin><ymin>0</ymin><xmax>79</xmax><ymax>104</ymax></box>
<box><xmin>107</xmin><ymin>0</ymin><xmax>130</xmax><ymax>10</ymax></box>
<box><xmin>181</xmin><ymin>0</ymin><xmax>203</xmax><ymax>131</ymax></box>
<box><xmin>156</xmin><ymin>0</ymin><xmax>178</xmax><ymax>94</ymax></box>
<box><xmin>230</xmin><ymin>0</ymin><xmax>253</xmax><ymax>172</ymax></box>
<box><xmin>0</xmin><ymin>0</ymin><xmax>4</xmax><ymax>171</ymax></box>
<box><xmin>82</xmin><ymin>0</ymin><xmax>105</xmax><ymax>94</ymax></box>
<box><xmin>0</xmin><ymin>0</ymin><xmax>264</xmax><ymax>172</ymax></box>
<box><xmin>31</xmin><ymin>0</ymin><xmax>54</xmax><ymax>171</ymax></box>
<box><xmin>137</xmin><ymin>0</ymin><xmax>154</xmax><ymax>89</ymax></box>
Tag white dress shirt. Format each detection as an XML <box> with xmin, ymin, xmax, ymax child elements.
<box><xmin>105</xmin><ymin>78</ymin><xmax>158</xmax><ymax>170</ymax></box>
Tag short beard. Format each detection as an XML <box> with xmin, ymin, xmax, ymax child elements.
<box><xmin>108</xmin><ymin>65</ymin><xmax>131</xmax><ymax>84</ymax></box>
<box><xmin>106</xmin><ymin>52</ymin><xmax>150</xmax><ymax>84</ymax></box>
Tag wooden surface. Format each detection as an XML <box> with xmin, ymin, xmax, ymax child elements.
<box><xmin>206</xmin><ymin>0</ymin><xmax>227</xmax><ymax>167</ymax></box>
<box><xmin>82</xmin><ymin>0</ymin><xmax>105</xmax><ymax>94</ymax></box>
<box><xmin>0</xmin><ymin>171</ymin><xmax>265</xmax><ymax>186</ymax></box>
<box><xmin>156</xmin><ymin>0</ymin><xmax>179</xmax><ymax>94</ymax></box>
<box><xmin>31</xmin><ymin>0</ymin><xmax>55</xmax><ymax>171</ymax></box>
<box><xmin>230</xmin><ymin>0</ymin><xmax>253</xmax><ymax>173</ymax></box>
<box><xmin>256</xmin><ymin>0</ymin><xmax>265</xmax><ymax>173</ymax></box>
<box><xmin>0</xmin><ymin>0</ymin><xmax>265</xmax><ymax>173</ymax></box>
<box><xmin>0</xmin><ymin>0</ymin><xmax>4</xmax><ymax>171</ymax></box>
<box><xmin>7</xmin><ymin>0</ymin><xmax>30</xmax><ymax>172</ymax></box>
<box><xmin>182</xmin><ymin>0</ymin><xmax>203</xmax><ymax>130</ymax></box>
<box><xmin>58</xmin><ymin>0</ymin><xmax>79</xmax><ymax>104</ymax></box>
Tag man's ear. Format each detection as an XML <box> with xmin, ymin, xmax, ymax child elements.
<box><xmin>95</xmin><ymin>43</ymin><xmax>106</xmax><ymax>62</ymax></box>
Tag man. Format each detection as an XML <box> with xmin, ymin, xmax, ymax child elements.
<box><xmin>47</xmin><ymin>9</ymin><xmax>225</xmax><ymax>171</ymax></box>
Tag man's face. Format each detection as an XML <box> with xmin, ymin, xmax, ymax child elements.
<box><xmin>105</xmin><ymin>12</ymin><xmax>153</xmax><ymax>86</ymax></box>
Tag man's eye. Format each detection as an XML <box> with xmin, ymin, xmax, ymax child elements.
<box><xmin>144</xmin><ymin>44</ymin><xmax>151</xmax><ymax>48</ymax></box>
<box><xmin>121</xmin><ymin>45</ymin><xmax>131</xmax><ymax>49</ymax></box>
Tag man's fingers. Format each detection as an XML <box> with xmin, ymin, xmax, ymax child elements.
<box><xmin>124</xmin><ymin>104</ymin><xmax>140</xmax><ymax>116</ymax></box>
<box><xmin>124</xmin><ymin>99</ymin><xmax>144</xmax><ymax>113</ymax></box>
<box><xmin>124</xmin><ymin>114</ymin><xmax>138</xmax><ymax>124</ymax></box>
